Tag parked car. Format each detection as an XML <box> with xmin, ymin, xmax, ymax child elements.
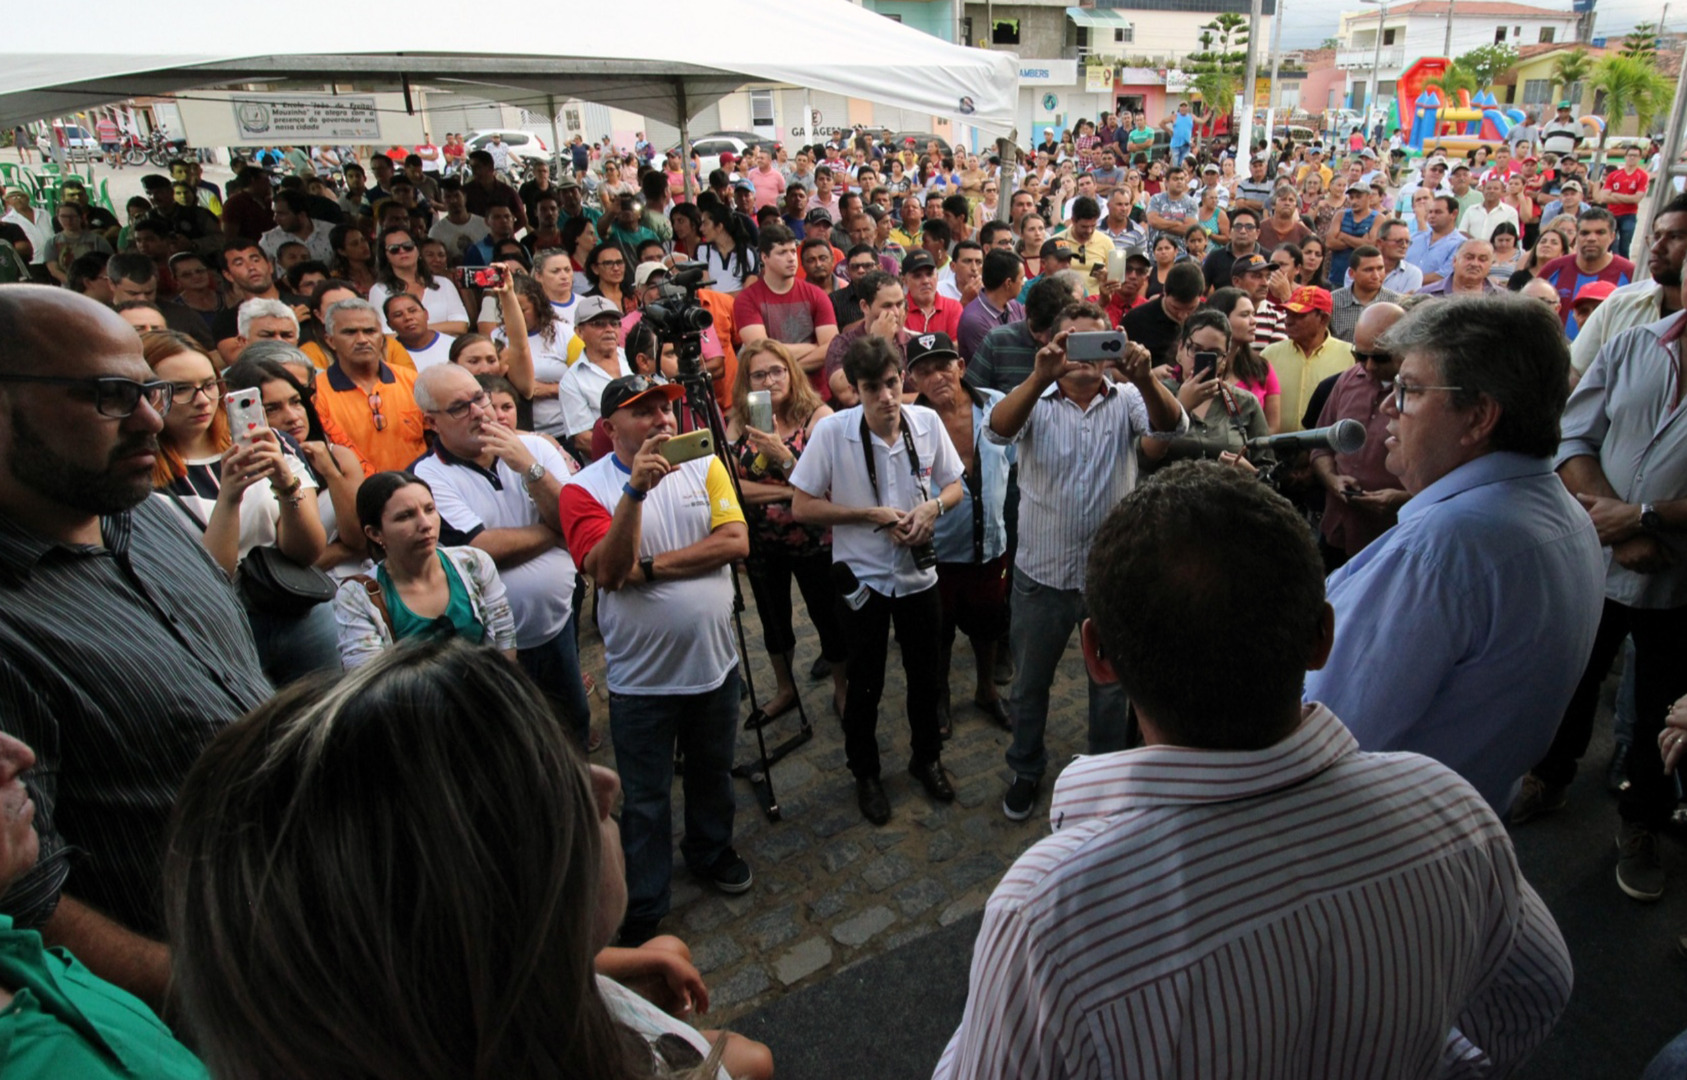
<box><xmin>883</xmin><ymin>131</ymin><xmax>953</xmax><ymax>158</ymax></box>
<box><xmin>667</xmin><ymin>132</ymin><xmax>778</xmax><ymax>177</ymax></box>
<box><xmin>464</xmin><ymin>129</ymin><xmax>553</xmax><ymax>169</ymax></box>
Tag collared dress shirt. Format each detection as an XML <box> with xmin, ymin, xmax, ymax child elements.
<box><xmin>1261</xmin><ymin>333</ymin><xmax>1355</xmax><ymax>433</ymax></box>
<box><xmin>1312</xmin><ymin>365</ymin><xmax>1403</xmax><ymax>557</ymax></box>
<box><xmin>1569</xmin><ymin>279</ymin><xmax>1669</xmax><ymax>375</ymax></box>
<box><xmin>1305</xmin><ymin>452</ymin><xmax>1604</xmax><ymax>813</ymax></box>
<box><xmin>1558</xmin><ymin>311</ymin><xmax>1687</xmax><ymax>608</ymax></box>
<box><xmin>956</xmin><ymin>294</ymin><xmax>1025</xmax><ymax>364</ymax></box>
<box><xmin>935</xmin><ymin>705</ymin><xmax>1573</xmax><ymax>1080</ymax></box>
<box><xmin>985</xmin><ymin>380</ymin><xmax>1186</xmax><ymax>591</ymax></box>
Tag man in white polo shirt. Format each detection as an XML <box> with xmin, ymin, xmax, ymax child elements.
<box><xmin>791</xmin><ymin>333</ymin><xmax>966</xmax><ymax>826</ymax></box>
<box><xmin>384</xmin><ymin>292</ymin><xmax>455</xmax><ymax>371</ymax></box>
<box><xmin>410</xmin><ymin>365</ymin><xmax>590</xmax><ymax>743</ymax></box>
<box><xmin>560</xmin><ymin>374</ymin><xmax>752</xmax><ymax>946</ymax></box>
<box><xmin>558</xmin><ymin>295</ymin><xmax>634</xmax><ymax>457</ymax></box>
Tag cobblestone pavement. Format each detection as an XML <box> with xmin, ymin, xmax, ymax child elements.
<box><xmin>579</xmin><ymin>569</ymin><xmax>1092</xmax><ymax>1022</ymax></box>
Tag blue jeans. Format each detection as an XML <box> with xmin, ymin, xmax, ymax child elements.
<box><xmin>517</xmin><ymin>610</ymin><xmax>591</xmax><ymax>749</ymax></box>
<box><xmin>609</xmin><ymin>667</ymin><xmax>740</xmax><ymax>925</ymax></box>
<box><xmin>246</xmin><ymin>601</ymin><xmax>340</xmax><ymax>686</ymax></box>
<box><xmin>1615</xmin><ymin>634</ymin><xmax>1637</xmax><ymax>749</ymax></box>
<box><xmin>1644</xmin><ymin>1028</ymin><xmax>1687</xmax><ymax>1080</ymax></box>
<box><xmin>1614</xmin><ymin>212</ymin><xmax>1638</xmax><ymax>259</ymax></box>
<box><xmin>1005</xmin><ymin>568</ymin><xmax>1131</xmax><ymax>781</ymax></box>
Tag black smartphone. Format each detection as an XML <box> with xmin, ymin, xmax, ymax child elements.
<box><xmin>1192</xmin><ymin>350</ymin><xmax>1220</xmax><ymax>380</ymax></box>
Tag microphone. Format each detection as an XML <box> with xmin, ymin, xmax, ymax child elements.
<box><xmin>831</xmin><ymin>562</ymin><xmax>871</xmax><ymax>612</ymax></box>
<box><xmin>1245</xmin><ymin>418</ymin><xmax>1367</xmax><ymax>456</ymax></box>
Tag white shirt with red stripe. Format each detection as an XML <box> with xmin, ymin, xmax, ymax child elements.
<box><xmin>935</xmin><ymin>704</ymin><xmax>1571</xmax><ymax>1080</ymax></box>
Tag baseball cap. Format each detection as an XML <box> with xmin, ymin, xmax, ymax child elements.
<box><xmin>1557</xmin><ymin>100</ymin><xmax>1573</xmax><ymax>109</ymax></box>
<box><xmin>1359</xmin><ymin>147</ymin><xmax>1378</xmax><ymax>159</ymax></box>
<box><xmin>574</xmin><ymin>295</ymin><xmax>623</xmax><ymax>325</ymax></box>
<box><xmin>732</xmin><ymin>180</ymin><xmax>754</xmax><ymax>193</ymax></box>
<box><xmin>1426</xmin><ymin>156</ymin><xmax>1449</xmax><ymax>169</ymax></box>
<box><xmin>1346</xmin><ymin>183</ymin><xmax>1369</xmax><ymax>195</ymax></box>
<box><xmin>905</xmin><ymin>331</ymin><xmax>961</xmax><ymax>369</ymax></box>
<box><xmin>1252</xmin><ymin>151</ymin><xmax>1269</xmax><ymax>163</ymax></box>
<box><xmin>1523</xmin><ymin>155</ymin><xmax>1539</xmax><ymax>164</ymax></box>
<box><xmin>804</xmin><ymin>207</ymin><xmax>833</xmax><ymax>226</ymax></box>
<box><xmin>1202</xmin><ymin>163</ymin><xmax>1220</xmax><ymax>174</ymax></box>
<box><xmin>1284</xmin><ymin>285</ymin><xmax>1333</xmax><ymax>315</ymax></box>
<box><xmin>901</xmin><ymin>249</ymin><xmax>937</xmax><ymax>274</ymax></box>
<box><xmin>864</xmin><ymin>203</ymin><xmax>888</xmax><ymax>222</ymax></box>
<box><xmin>1039</xmin><ymin>239</ymin><xmax>1074</xmax><ymax>260</ymax></box>
<box><xmin>633</xmin><ymin>261</ymin><xmax>669</xmax><ymax>289</ymax></box>
<box><xmin>1561</xmin><ymin>180</ymin><xmax>1583</xmax><ymax>193</ymax></box>
<box><xmin>1573</xmin><ymin>281</ymin><xmax>1616</xmax><ymax>305</ymax></box>
<box><xmin>1125</xmin><ymin>251</ymin><xmax>1152</xmax><ymax>269</ymax></box>
<box><xmin>556</xmin><ymin>176</ymin><xmax>581</xmax><ymax>191</ymax></box>
<box><xmin>719</xmin><ymin>151</ymin><xmax>736</xmax><ymax>165</ymax></box>
<box><xmin>599</xmin><ymin>374</ymin><xmax>686</xmax><ymax>419</ymax></box>
<box><xmin>1232</xmin><ymin>253</ymin><xmax>1271</xmax><ymax>276</ymax></box>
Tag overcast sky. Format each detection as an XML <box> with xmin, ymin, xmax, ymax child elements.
<box><xmin>1274</xmin><ymin>0</ymin><xmax>1684</xmax><ymax>50</ymax></box>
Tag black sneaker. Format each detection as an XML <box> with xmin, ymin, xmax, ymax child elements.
<box><xmin>809</xmin><ymin>656</ymin><xmax>832</xmax><ymax>680</ymax></box>
<box><xmin>1003</xmin><ymin>776</ymin><xmax>1039</xmax><ymax>821</ymax></box>
<box><xmin>701</xmin><ymin>849</ymin><xmax>753</xmax><ymax>895</ymax></box>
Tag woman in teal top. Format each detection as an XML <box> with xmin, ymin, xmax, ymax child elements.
<box><xmin>332</xmin><ymin>472</ymin><xmax>517</xmax><ymax>669</ymax></box>
<box><xmin>0</xmin><ymin>730</ymin><xmax>205</xmax><ymax>1079</ymax></box>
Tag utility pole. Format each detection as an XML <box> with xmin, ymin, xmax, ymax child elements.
<box><xmin>1238</xmin><ymin>0</ymin><xmax>1264</xmax><ymax>157</ymax></box>
<box><xmin>1266</xmin><ymin>0</ymin><xmax>1287</xmax><ymax>136</ymax></box>
<box><xmin>1443</xmin><ymin>0</ymin><xmax>1456</xmax><ymax>57</ymax></box>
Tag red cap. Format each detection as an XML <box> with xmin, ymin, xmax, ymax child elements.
<box><xmin>1284</xmin><ymin>285</ymin><xmax>1333</xmax><ymax>315</ymax></box>
<box><xmin>1573</xmin><ymin>281</ymin><xmax>1616</xmax><ymax>305</ymax></box>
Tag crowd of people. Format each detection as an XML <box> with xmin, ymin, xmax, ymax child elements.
<box><xmin>0</xmin><ymin>100</ymin><xmax>1684</xmax><ymax>1077</ymax></box>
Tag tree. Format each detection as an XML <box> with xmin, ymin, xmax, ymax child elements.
<box><xmin>1456</xmin><ymin>43</ymin><xmax>1520</xmax><ymax>88</ymax></box>
<box><xmin>1550</xmin><ymin>47</ymin><xmax>1594</xmax><ymax>106</ymax></box>
<box><xmin>1425</xmin><ymin>60</ymin><xmax>1480</xmax><ymax>103</ymax></box>
<box><xmin>1320</xmin><ymin>37</ymin><xmax>1340</xmax><ymax>50</ymax></box>
<box><xmin>1586</xmin><ymin>53</ymin><xmax>1671</xmax><ymax>174</ymax></box>
<box><xmin>1620</xmin><ymin>22</ymin><xmax>1660</xmax><ymax>61</ymax></box>
<box><xmin>1185</xmin><ymin>13</ymin><xmax>1250</xmax><ymax>134</ymax></box>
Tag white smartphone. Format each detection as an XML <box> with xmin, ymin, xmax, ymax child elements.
<box><xmin>747</xmin><ymin>390</ymin><xmax>773</xmax><ymax>432</ymax></box>
<box><xmin>224</xmin><ymin>388</ymin><xmax>266</xmax><ymax>442</ymax></box>
<box><xmin>1105</xmin><ymin>247</ymin><xmax>1130</xmax><ymax>281</ymax></box>
<box><xmin>1065</xmin><ymin>330</ymin><xmax>1128</xmax><ymax>363</ymax></box>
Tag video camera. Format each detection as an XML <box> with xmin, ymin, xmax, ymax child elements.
<box><xmin>642</xmin><ymin>263</ymin><xmax>715</xmax><ymax>375</ymax></box>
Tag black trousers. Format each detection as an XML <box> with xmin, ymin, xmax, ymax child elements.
<box><xmin>744</xmin><ymin>547</ymin><xmax>847</xmax><ymax>662</ymax></box>
<box><xmin>837</xmin><ymin>583</ymin><xmax>944</xmax><ymax>780</ymax></box>
<box><xmin>1535</xmin><ymin>598</ymin><xmax>1687</xmax><ymax>829</ymax></box>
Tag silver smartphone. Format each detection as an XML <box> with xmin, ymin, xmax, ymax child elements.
<box><xmin>1065</xmin><ymin>330</ymin><xmax>1128</xmax><ymax>363</ymax></box>
<box><xmin>747</xmin><ymin>389</ymin><xmax>773</xmax><ymax>432</ymax></box>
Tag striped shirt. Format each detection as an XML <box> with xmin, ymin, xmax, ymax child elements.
<box><xmin>985</xmin><ymin>380</ymin><xmax>1187</xmax><ymax>591</ymax></box>
<box><xmin>0</xmin><ymin>499</ymin><xmax>271</xmax><ymax>934</ymax></box>
<box><xmin>935</xmin><ymin>705</ymin><xmax>1573</xmax><ymax>1080</ymax></box>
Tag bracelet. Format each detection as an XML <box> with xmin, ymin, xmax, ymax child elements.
<box><xmin>270</xmin><ymin>475</ymin><xmax>303</xmax><ymax>498</ymax></box>
<box><xmin>934</xmin><ymin>497</ymin><xmax>946</xmax><ymax>516</ymax></box>
<box><xmin>622</xmin><ymin>481</ymin><xmax>647</xmax><ymax>503</ymax></box>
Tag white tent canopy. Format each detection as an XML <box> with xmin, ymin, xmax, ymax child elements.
<box><xmin>0</xmin><ymin>0</ymin><xmax>1017</xmax><ymax>137</ymax></box>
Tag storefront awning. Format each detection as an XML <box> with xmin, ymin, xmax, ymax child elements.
<box><xmin>1065</xmin><ymin>7</ymin><xmax>1133</xmax><ymax>31</ymax></box>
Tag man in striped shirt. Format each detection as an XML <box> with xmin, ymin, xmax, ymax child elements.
<box><xmin>937</xmin><ymin>464</ymin><xmax>1572</xmax><ymax>1080</ymax></box>
<box><xmin>986</xmin><ymin>300</ymin><xmax>1186</xmax><ymax>821</ymax></box>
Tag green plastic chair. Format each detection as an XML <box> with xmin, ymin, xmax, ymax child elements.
<box><xmin>98</xmin><ymin>178</ymin><xmax>115</xmax><ymax>213</ymax></box>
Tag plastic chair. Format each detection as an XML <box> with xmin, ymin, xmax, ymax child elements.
<box><xmin>98</xmin><ymin>178</ymin><xmax>114</xmax><ymax>213</ymax></box>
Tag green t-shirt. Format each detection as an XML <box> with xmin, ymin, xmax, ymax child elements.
<box><xmin>1128</xmin><ymin>126</ymin><xmax>1155</xmax><ymax>149</ymax></box>
<box><xmin>378</xmin><ymin>550</ymin><xmax>485</xmax><ymax>646</ymax></box>
<box><xmin>0</xmin><ymin>916</ymin><xmax>206</xmax><ymax>1079</ymax></box>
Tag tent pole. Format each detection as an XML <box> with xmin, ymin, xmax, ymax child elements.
<box><xmin>546</xmin><ymin>93</ymin><xmax>563</xmax><ymax>173</ymax></box>
<box><xmin>996</xmin><ymin>128</ymin><xmax>1018</xmax><ymax>223</ymax></box>
<box><xmin>676</xmin><ymin>78</ymin><xmax>696</xmax><ymax>201</ymax></box>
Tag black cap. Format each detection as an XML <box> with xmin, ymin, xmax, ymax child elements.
<box><xmin>1040</xmin><ymin>239</ymin><xmax>1074</xmax><ymax>260</ymax></box>
<box><xmin>599</xmin><ymin>374</ymin><xmax>686</xmax><ymax>419</ymax></box>
<box><xmin>804</xmin><ymin>207</ymin><xmax>833</xmax><ymax>226</ymax></box>
<box><xmin>901</xmin><ymin>249</ymin><xmax>936</xmax><ymax>274</ymax></box>
<box><xmin>905</xmin><ymin>331</ymin><xmax>960</xmax><ymax>369</ymax></box>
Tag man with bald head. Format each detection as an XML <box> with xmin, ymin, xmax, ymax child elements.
<box><xmin>409</xmin><ymin>363</ymin><xmax>590</xmax><ymax>745</ymax></box>
<box><xmin>0</xmin><ymin>285</ymin><xmax>270</xmax><ymax>1010</ymax></box>
<box><xmin>1418</xmin><ymin>240</ymin><xmax>1496</xmax><ymax>297</ymax></box>
<box><xmin>1311</xmin><ymin>302</ymin><xmax>1411</xmax><ymax>567</ymax></box>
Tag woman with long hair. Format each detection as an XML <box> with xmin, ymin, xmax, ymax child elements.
<box><xmin>144</xmin><ymin>331</ymin><xmax>335</xmax><ymax>682</ymax></box>
<box><xmin>512</xmin><ymin>264</ymin><xmax>572</xmax><ymax>439</ymax></box>
<box><xmin>1504</xmin><ymin>174</ymin><xmax>1539</xmax><ymax>246</ymax></box>
<box><xmin>330</xmin><ymin>472</ymin><xmax>517</xmax><ymax>666</ymax></box>
<box><xmin>1299</xmin><ymin>235</ymin><xmax>1330</xmax><ymax>290</ymax></box>
<box><xmin>724</xmin><ymin>340</ymin><xmax>847</xmax><ymax>720</ymax></box>
<box><xmin>599</xmin><ymin>158</ymin><xmax>636</xmax><ymax>211</ymax></box>
<box><xmin>562</xmin><ymin>215</ymin><xmax>600</xmax><ymax>274</ymax></box>
<box><xmin>695</xmin><ymin>201</ymin><xmax>758</xmax><ymax>294</ymax></box>
<box><xmin>329</xmin><ymin>223</ymin><xmax>376</xmax><ymax>296</ymax></box>
<box><xmin>1140</xmin><ymin>310</ymin><xmax>1274</xmax><ymax>472</ymax></box>
<box><xmin>367</xmin><ymin>226</ymin><xmax>470</xmax><ymax>335</ymax></box>
<box><xmin>165</xmin><ymin>638</ymin><xmax>764</xmax><ymax>1080</ymax></box>
<box><xmin>1195</xmin><ymin>184</ymin><xmax>1229</xmax><ymax>247</ymax></box>
<box><xmin>1145</xmin><ymin>235</ymin><xmax>1179</xmax><ymax>298</ymax></box>
<box><xmin>1017</xmin><ymin>214</ymin><xmax>1047</xmax><ymax>282</ymax></box>
<box><xmin>885</xmin><ymin>157</ymin><xmax>911</xmax><ymax>197</ymax></box>
<box><xmin>669</xmin><ymin>204</ymin><xmax>703</xmax><ymax>259</ymax></box>
<box><xmin>583</xmin><ymin>241</ymin><xmax>634</xmax><ymax>314</ymax></box>
<box><xmin>1204</xmin><ymin>287</ymin><xmax>1282</xmax><ymax>432</ymax></box>
<box><xmin>1518</xmin><ymin>226</ymin><xmax>1566</xmax><ymax>278</ymax></box>
<box><xmin>1183</xmin><ymin>224</ymin><xmax>1211</xmax><ymax>265</ymax></box>
<box><xmin>1488</xmin><ymin>222</ymin><xmax>1524</xmax><ymax>287</ymax></box>
<box><xmin>224</xmin><ymin>345</ymin><xmax>369</xmax><ymax>578</ymax></box>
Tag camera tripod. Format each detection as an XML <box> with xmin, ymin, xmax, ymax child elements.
<box><xmin>659</xmin><ymin>322</ymin><xmax>813</xmax><ymax>824</ymax></box>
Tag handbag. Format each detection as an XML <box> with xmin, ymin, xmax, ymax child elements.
<box><xmin>166</xmin><ymin>488</ymin><xmax>337</xmax><ymax>617</ymax></box>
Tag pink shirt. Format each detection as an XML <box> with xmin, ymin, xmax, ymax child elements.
<box><xmin>747</xmin><ymin>166</ymin><xmax>786</xmax><ymax>211</ymax></box>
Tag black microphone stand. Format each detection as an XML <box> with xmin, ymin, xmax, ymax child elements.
<box><xmin>660</xmin><ymin>323</ymin><xmax>812</xmax><ymax>824</ymax></box>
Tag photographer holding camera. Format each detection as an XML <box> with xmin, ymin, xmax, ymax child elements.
<box><xmin>790</xmin><ymin>334</ymin><xmax>965</xmax><ymax>826</ymax></box>
<box><xmin>986</xmin><ymin>300</ymin><xmax>1186</xmax><ymax>822</ymax></box>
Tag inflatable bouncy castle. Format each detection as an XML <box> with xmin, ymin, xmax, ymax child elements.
<box><xmin>1399</xmin><ymin>57</ymin><xmax>1528</xmax><ymax>154</ymax></box>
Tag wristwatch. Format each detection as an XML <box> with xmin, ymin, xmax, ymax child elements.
<box><xmin>522</xmin><ymin>461</ymin><xmax>547</xmax><ymax>485</ymax></box>
<box><xmin>1641</xmin><ymin>502</ymin><xmax>1665</xmax><ymax>532</ymax></box>
<box><xmin>640</xmin><ymin>555</ymin><xmax>656</xmax><ymax>583</ymax></box>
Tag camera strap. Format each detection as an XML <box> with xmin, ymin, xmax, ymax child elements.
<box><xmin>859</xmin><ymin>410</ymin><xmax>929</xmax><ymax>507</ymax></box>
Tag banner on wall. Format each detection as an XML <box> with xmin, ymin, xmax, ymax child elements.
<box><xmin>1085</xmin><ymin>65</ymin><xmax>1114</xmax><ymax>93</ymax></box>
<box><xmin>230</xmin><ymin>93</ymin><xmax>382</xmax><ymax>142</ymax></box>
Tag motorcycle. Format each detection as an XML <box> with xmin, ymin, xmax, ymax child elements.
<box><xmin>124</xmin><ymin>130</ymin><xmax>195</xmax><ymax>168</ymax></box>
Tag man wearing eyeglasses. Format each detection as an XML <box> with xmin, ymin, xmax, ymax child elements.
<box><xmin>411</xmin><ymin>364</ymin><xmax>588</xmax><ymax>745</ymax></box>
<box><xmin>1310</xmin><ymin>303</ymin><xmax>1408</xmax><ymax>569</ymax></box>
<box><xmin>312</xmin><ymin>298</ymin><xmax>427</xmax><ymax>474</ymax></box>
<box><xmin>1305</xmin><ymin>295</ymin><xmax>1604</xmax><ymax>818</ymax></box>
<box><xmin>0</xmin><ymin>286</ymin><xmax>271</xmax><ymax>1011</ymax></box>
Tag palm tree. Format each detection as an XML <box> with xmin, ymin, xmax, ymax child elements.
<box><xmin>1550</xmin><ymin>47</ymin><xmax>1594</xmax><ymax>107</ymax></box>
<box><xmin>1585</xmin><ymin>53</ymin><xmax>1672</xmax><ymax>174</ymax></box>
<box><xmin>1424</xmin><ymin>60</ymin><xmax>1479</xmax><ymax>104</ymax></box>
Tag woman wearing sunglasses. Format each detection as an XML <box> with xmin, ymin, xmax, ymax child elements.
<box><xmin>367</xmin><ymin>226</ymin><xmax>470</xmax><ymax>337</ymax></box>
<box><xmin>143</xmin><ymin>331</ymin><xmax>336</xmax><ymax>683</ymax></box>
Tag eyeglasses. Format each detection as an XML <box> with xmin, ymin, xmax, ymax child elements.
<box><xmin>1392</xmin><ymin>378</ymin><xmax>1462</xmax><ymax>413</ymax></box>
<box><xmin>748</xmin><ymin>366</ymin><xmax>789</xmax><ymax>385</ymax></box>
<box><xmin>169</xmin><ymin>377</ymin><xmax>225</xmax><ymax>404</ymax></box>
<box><xmin>385</xmin><ymin>242</ymin><xmax>416</xmax><ymax>254</ymax></box>
<box><xmin>438</xmin><ymin>389</ymin><xmax>491</xmax><ymax>419</ymax></box>
<box><xmin>0</xmin><ymin>374</ymin><xmax>173</xmax><ymax>418</ymax></box>
<box><xmin>596</xmin><ymin>259</ymin><xmax>626</xmax><ymax>269</ymax></box>
<box><xmin>1352</xmin><ymin>349</ymin><xmax>1393</xmax><ymax>366</ymax></box>
<box><xmin>368</xmin><ymin>390</ymin><xmax>387</xmax><ymax>431</ymax></box>
<box><xmin>1232</xmin><ymin>221</ymin><xmax>1258</xmax><ymax>230</ymax></box>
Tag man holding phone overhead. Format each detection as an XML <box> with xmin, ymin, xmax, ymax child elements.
<box><xmin>559</xmin><ymin>374</ymin><xmax>753</xmax><ymax>948</ymax></box>
<box><xmin>986</xmin><ymin>299</ymin><xmax>1186</xmax><ymax>822</ymax></box>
